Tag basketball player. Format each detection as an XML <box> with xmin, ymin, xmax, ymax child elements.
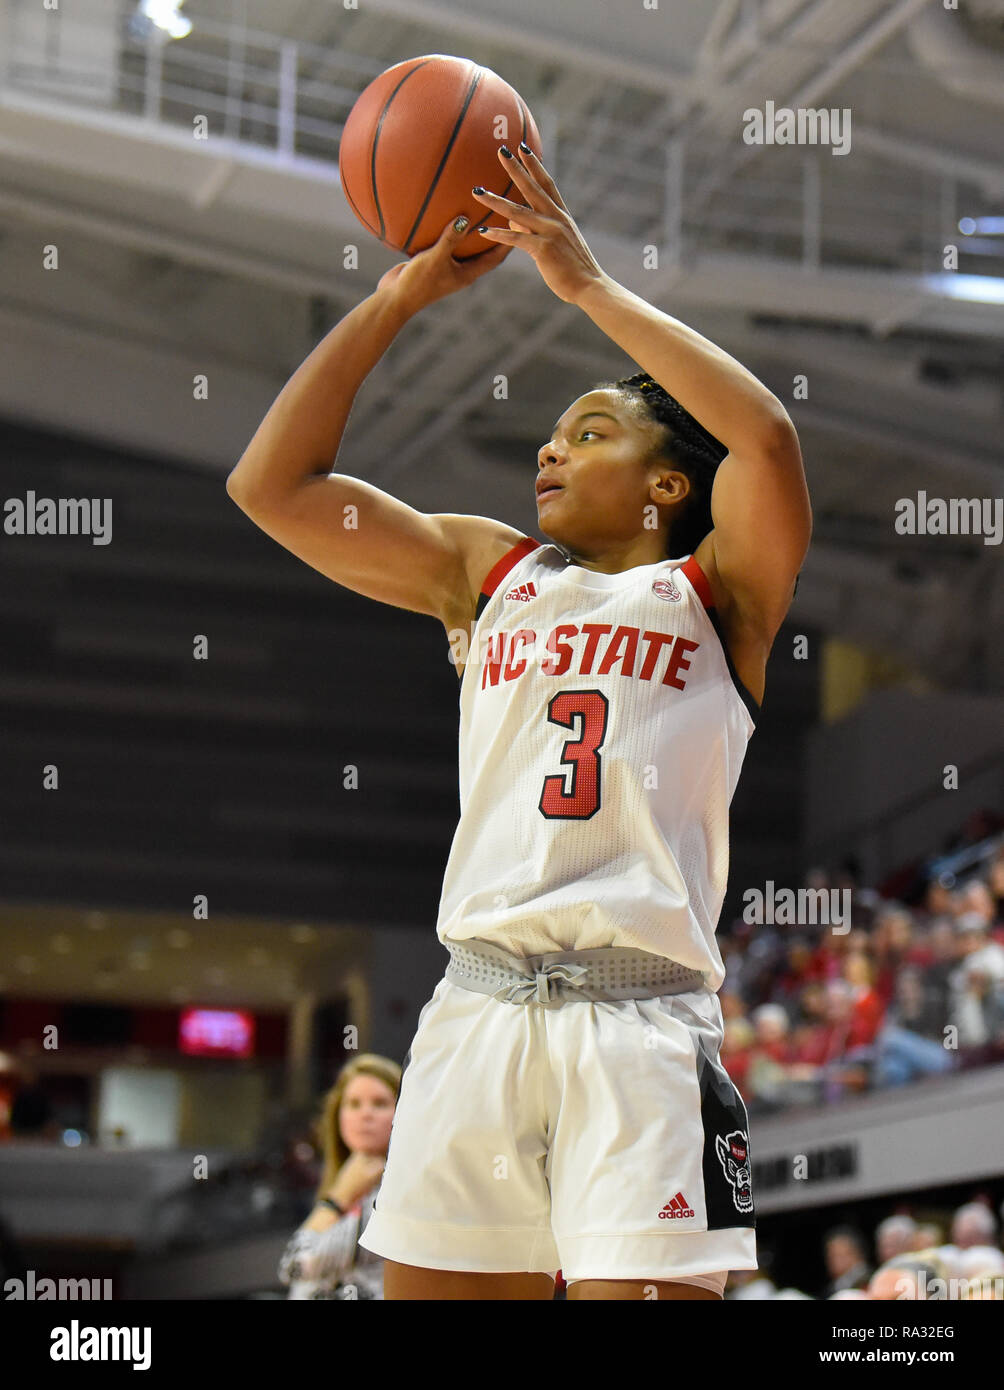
<box><xmin>227</xmin><ymin>142</ymin><xmax>811</xmax><ymax>1300</ymax></box>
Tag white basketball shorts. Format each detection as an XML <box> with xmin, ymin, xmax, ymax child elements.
<box><xmin>357</xmin><ymin>972</ymin><xmax>757</xmax><ymax>1289</ymax></box>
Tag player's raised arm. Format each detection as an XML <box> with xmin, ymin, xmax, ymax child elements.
<box><xmin>475</xmin><ymin>142</ymin><xmax>812</xmax><ymax>640</ymax></box>
<box><xmin>226</xmin><ymin>216</ymin><xmax>517</xmax><ymax>626</ymax></box>
<box><xmin>572</xmin><ymin>272</ymin><xmax>811</xmax><ymax>641</ymax></box>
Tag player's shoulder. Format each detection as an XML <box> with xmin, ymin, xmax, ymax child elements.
<box><xmin>435</xmin><ymin>513</ymin><xmax>539</xmax><ymax>621</ymax></box>
<box><xmin>686</xmin><ymin>532</ymin><xmax>726</xmax><ymax>608</ymax></box>
<box><xmin>691</xmin><ymin>528</ymin><xmax>794</xmax><ymax>647</ymax></box>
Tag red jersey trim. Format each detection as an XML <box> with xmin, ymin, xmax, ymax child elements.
<box><xmin>679</xmin><ymin>554</ymin><xmax>713</xmax><ymax>609</ymax></box>
<box><xmin>679</xmin><ymin>553</ymin><xmax>760</xmax><ymax>720</ymax></box>
<box><xmin>480</xmin><ymin>535</ymin><xmax>541</xmax><ymax>599</ymax></box>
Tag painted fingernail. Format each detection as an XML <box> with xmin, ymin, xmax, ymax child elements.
<box><xmin>477</xmin><ymin>225</ymin><xmax>488</xmax><ymax>233</ymax></box>
<box><xmin>519</xmin><ymin>141</ymin><xmax>531</xmax><ymax>153</ymax></box>
<box><xmin>499</xmin><ymin>145</ymin><xmax>513</xmax><ymax>158</ymax></box>
<box><xmin>453</xmin><ymin>216</ymin><xmax>469</xmax><ymax>232</ymax></box>
<box><xmin>473</xmin><ymin>186</ymin><xmax>487</xmax><ymax>197</ymax></box>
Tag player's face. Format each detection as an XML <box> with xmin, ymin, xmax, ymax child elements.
<box><xmin>536</xmin><ymin>389</ymin><xmax>684</xmax><ymax>555</ymax></box>
<box><xmin>338</xmin><ymin>1074</ymin><xmax>396</xmax><ymax>1156</ymax></box>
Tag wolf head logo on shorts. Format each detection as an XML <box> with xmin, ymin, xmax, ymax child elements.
<box><xmin>715</xmin><ymin>1130</ymin><xmax>753</xmax><ymax>1215</ymax></box>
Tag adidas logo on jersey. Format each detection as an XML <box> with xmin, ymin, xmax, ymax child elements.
<box><xmin>658</xmin><ymin>1192</ymin><xmax>695</xmax><ymax>1219</ymax></box>
<box><xmin>504</xmin><ymin>581</ymin><xmax>537</xmax><ymax>603</ymax></box>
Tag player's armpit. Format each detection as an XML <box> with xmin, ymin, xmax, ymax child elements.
<box><xmin>436</xmin><ymin>514</ymin><xmax>529</xmax><ymax>623</ymax></box>
<box><xmin>706</xmin><ymin>417</ymin><xmax>811</xmax><ymax>638</ymax></box>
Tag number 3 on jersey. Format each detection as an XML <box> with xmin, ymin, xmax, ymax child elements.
<box><xmin>538</xmin><ymin>689</ymin><xmax>609</xmax><ymax>819</ymax></box>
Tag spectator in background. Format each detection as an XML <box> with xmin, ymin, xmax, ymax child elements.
<box><xmin>949</xmin><ymin>1200</ymin><xmax>999</xmax><ymax>1252</ymax></box>
<box><xmin>821</xmin><ymin>1227</ymin><xmax>872</xmax><ymax>1298</ymax></box>
<box><xmin>730</xmin><ymin>923</ymin><xmax>784</xmax><ymax>1002</ymax></box>
<box><xmin>868</xmin><ymin>1253</ymin><xmax>945</xmax><ymax>1301</ymax></box>
<box><xmin>718</xmin><ymin>988</ymin><xmax>746</xmax><ymax>1023</ymax></box>
<box><xmin>872</xmin><ymin>906</ymin><xmax>921</xmax><ymax>1006</ymax></box>
<box><xmin>278</xmin><ymin>1054</ymin><xmax>401</xmax><ymax>1300</ymax></box>
<box><xmin>744</xmin><ymin>1005</ymin><xmax>818</xmax><ymax>1113</ymax></box>
<box><xmin>988</xmin><ymin>849</ymin><xmax>1004</xmax><ymax>927</ymax></box>
<box><xmin>927</xmin><ymin>1202</ymin><xmax>1000</xmax><ymax>1291</ymax></box>
<box><xmin>807</xmin><ymin>927</ymin><xmax>852</xmax><ymax>988</ymax></box>
<box><xmin>843</xmin><ymin>951</ymin><xmax>885</xmax><ymax>1035</ymax></box>
<box><xmin>873</xmin><ymin>966</ymin><xmax>956</xmax><ymax>1088</ymax></box>
<box><xmin>796</xmin><ymin>980</ymin><xmax>827</xmax><ymax>1027</ymax></box>
<box><xmin>787</xmin><ymin>982</ymin><xmax>827</xmax><ymax>1084</ymax></box>
<box><xmin>948</xmin><ymin>917</ymin><xmax>1004</xmax><ymax>1057</ymax></box>
<box><xmin>720</xmin><ymin>1017</ymin><xmax>755</xmax><ymax>1094</ymax></box>
<box><xmin>794</xmin><ymin>980</ymin><xmax>883</xmax><ymax>1100</ymax></box>
<box><xmin>717</xmin><ymin>838</ymin><xmax>1004</xmax><ymax>1112</ymax></box>
<box><xmin>912</xmin><ymin>1222</ymin><xmax>942</xmax><ymax>1251</ymax></box>
<box><xmin>924</xmin><ymin>877</ymin><xmax>956</xmax><ymax>920</ymax></box>
<box><xmin>924</xmin><ymin>919</ymin><xmax>959</xmax><ymax>1012</ymax></box>
<box><xmin>957</xmin><ymin>877</ymin><xmax>998</xmax><ymax>930</ymax></box>
<box><xmin>954</xmin><ymin>1247</ymin><xmax>1004</xmax><ymax>1284</ymax></box>
<box><xmin>771</xmin><ymin>936</ymin><xmax>816</xmax><ymax>1007</ymax></box>
<box><xmin>875</xmin><ymin>1215</ymin><xmax>919</xmax><ymax>1264</ymax></box>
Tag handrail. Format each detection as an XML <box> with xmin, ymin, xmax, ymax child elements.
<box><xmin>4</xmin><ymin>7</ymin><xmax>1001</xmax><ymax>280</ymax></box>
<box><xmin>5</xmin><ymin>10</ymin><xmax>386</xmax><ymax>163</ymax></box>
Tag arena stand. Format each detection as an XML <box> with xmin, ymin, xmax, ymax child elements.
<box><xmin>718</xmin><ymin>813</ymin><xmax>1004</xmax><ymax>1299</ymax></box>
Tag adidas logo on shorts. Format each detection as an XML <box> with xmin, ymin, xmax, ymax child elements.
<box><xmin>658</xmin><ymin>1191</ymin><xmax>695</xmax><ymax>1219</ymax></box>
<box><xmin>504</xmin><ymin>581</ymin><xmax>537</xmax><ymax>602</ymax></box>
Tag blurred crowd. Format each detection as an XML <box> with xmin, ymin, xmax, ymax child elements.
<box><xmin>719</xmin><ymin>828</ymin><xmax>1004</xmax><ymax>1113</ymax></box>
<box><xmin>727</xmin><ymin>1195</ymin><xmax>1004</xmax><ymax>1300</ymax></box>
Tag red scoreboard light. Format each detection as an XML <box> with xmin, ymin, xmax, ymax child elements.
<box><xmin>179</xmin><ymin>1008</ymin><xmax>255</xmax><ymax>1058</ymax></box>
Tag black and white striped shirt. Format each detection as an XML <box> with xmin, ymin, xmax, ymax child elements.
<box><xmin>278</xmin><ymin>1187</ymin><xmax>383</xmax><ymax>1300</ymax></box>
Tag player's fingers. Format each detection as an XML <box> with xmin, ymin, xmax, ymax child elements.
<box><xmin>472</xmin><ymin>185</ymin><xmax>550</xmax><ymax>230</ymax></box>
<box><xmin>511</xmin><ymin>142</ymin><xmax>571</xmax><ymax>215</ymax></box>
<box><xmin>495</xmin><ymin>144</ymin><xmax>557</xmax><ymax>214</ymax></box>
<box><xmin>474</xmin><ymin>226</ymin><xmax>529</xmax><ymax>246</ymax></box>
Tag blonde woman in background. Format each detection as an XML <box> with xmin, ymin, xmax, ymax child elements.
<box><xmin>279</xmin><ymin>1055</ymin><xmax>401</xmax><ymax>1300</ymax></box>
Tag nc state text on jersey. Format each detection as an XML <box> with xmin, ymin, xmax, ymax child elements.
<box><xmin>476</xmin><ymin>624</ymin><xmax>702</xmax><ymax>689</ymax></box>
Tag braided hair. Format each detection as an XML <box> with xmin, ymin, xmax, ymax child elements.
<box><xmin>592</xmin><ymin>371</ymin><xmax>727</xmax><ymax>559</ymax></box>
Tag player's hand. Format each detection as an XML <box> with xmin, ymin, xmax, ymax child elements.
<box><xmin>376</xmin><ymin>215</ymin><xmax>512</xmax><ymax>315</ymax></box>
<box><xmin>471</xmin><ymin>144</ymin><xmax>606</xmax><ymax>305</ymax></box>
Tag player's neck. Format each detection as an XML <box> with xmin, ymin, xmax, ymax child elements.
<box><xmin>559</xmin><ymin>536</ymin><xmax>668</xmax><ymax>574</ymax></box>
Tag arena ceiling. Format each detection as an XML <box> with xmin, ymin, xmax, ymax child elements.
<box><xmin>0</xmin><ymin>0</ymin><xmax>1002</xmax><ymax>688</ymax></box>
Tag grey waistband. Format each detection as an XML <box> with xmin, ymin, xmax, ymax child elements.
<box><xmin>444</xmin><ymin>937</ymin><xmax>706</xmax><ymax>1006</ymax></box>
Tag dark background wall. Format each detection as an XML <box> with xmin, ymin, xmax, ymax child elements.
<box><xmin>1</xmin><ymin>418</ymin><xmax>821</xmax><ymax>930</ymax></box>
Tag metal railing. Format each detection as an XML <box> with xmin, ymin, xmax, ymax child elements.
<box><xmin>4</xmin><ymin>8</ymin><xmax>386</xmax><ymax>163</ymax></box>
<box><xmin>3</xmin><ymin>6</ymin><xmax>1000</xmax><ymax>279</ymax></box>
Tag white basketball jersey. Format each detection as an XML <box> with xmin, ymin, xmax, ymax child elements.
<box><xmin>435</xmin><ymin>537</ymin><xmax>759</xmax><ymax>991</ymax></box>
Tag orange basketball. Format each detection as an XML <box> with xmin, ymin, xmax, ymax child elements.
<box><xmin>338</xmin><ymin>54</ymin><xmax>543</xmax><ymax>261</ymax></box>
